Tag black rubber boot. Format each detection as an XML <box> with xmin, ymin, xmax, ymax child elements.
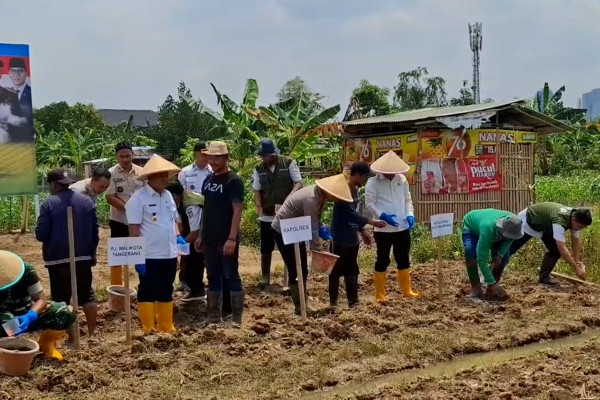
<box><xmin>345</xmin><ymin>275</ymin><xmax>359</xmax><ymax>308</ymax></box>
<box><xmin>328</xmin><ymin>276</ymin><xmax>340</xmax><ymax>307</ymax></box>
<box><xmin>230</xmin><ymin>291</ymin><xmax>244</xmax><ymax>327</ymax></box>
<box><xmin>539</xmin><ymin>254</ymin><xmax>560</xmax><ymax>286</ymax></box>
<box><xmin>259</xmin><ymin>254</ymin><xmax>271</xmax><ymax>289</ymax></box>
<box><xmin>204</xmin><ymin>291</ymin><xmax>222</xmax><ymax>325</ymax></box>
<box><xmin>290</xmin><ymin>283</ymin><xmax>316</xmax><ymax>316</ymax></box>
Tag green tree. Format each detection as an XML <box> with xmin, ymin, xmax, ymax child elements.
<box><xmin>34</xmin><ymin>102</ymin><xmax>106</xmax><ymax>136</ymax></box>
<box><xmin>449</xmin><ymin>81</ymin><xmax>475</xmax><ymax>106</ymax></box>
<box><xmin>156</xmin><ymin>81</ymin><xmax>217</xmax><ymax>151</ymax></box>
<box><xmin>393</xmin><ymin>67</ymin><xmax>447</xmax><ymax>111</ymax></box>
<box><xmin>277</xmin><ymin>76</ymin><xmax>324</xmax><ymax>117</ymax></box>
<box><xmin>347</xmin><ymin>79</ymin><xmax>394</xmax><ymax>119</ymax></box>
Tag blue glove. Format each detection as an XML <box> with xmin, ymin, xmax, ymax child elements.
<box><xmin>407</xmin><ymin>216</ymin><xmax>415</xmax><ymax>231</ymax></box>
<box><xmin>319</xmin><ymin>226</ymin><xmax>332</xmax><ymax>240</ymax></box>
<box><xmin>176</xmin><ymin>235</ymin><xmax>187</xmax><ymax>245</ymax></box>
<box><xmin>380</xmin><ymin>213</ymin><xmax>399</xmax><ymax>227</ymax></box>
<box><xmin>16</xmin><ymin>310</ymin><xmax>38</xmax><ymax>336</ymax></box>
<box><xmin>135</xmin><ymin>264</ymin><xmax>146</xmax><ymax>277</ymax></box>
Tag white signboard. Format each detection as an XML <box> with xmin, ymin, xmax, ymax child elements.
<box><xmin>108</xmin><ymin>237</ymin><xmax>146</xmax><ymax>266</ymax></box>
<box><xmin>430</xmin><ymin>213</ymin><xmax>454</xmax><ymax>239</ymax></box>
<box><xmin>280</xmin><ymin>216</ymin><xmax>312</xmax><ymax>245</ymax></box>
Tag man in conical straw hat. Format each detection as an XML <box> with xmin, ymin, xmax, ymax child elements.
<box><xmin>0</xmin><ymin>250</ymin><xmax>75</xmax><ymax>360</ymax></box>
<box><xmin>365</xmin><ymin>151</ymin><xmax>420</xmax><ymax>302</ymax></box>
<box><xmin>272</xmin><ymin>173</ymin><xmax>353</xmax><ymax>315</ymax></box>
<box><xmin>125</xmin><ymin>154</ymin><xmax>184</xmax><ymax>334</ymax></box>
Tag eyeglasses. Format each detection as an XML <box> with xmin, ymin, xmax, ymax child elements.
<box><xmin>9</xmin><ymin>68</ymin><xmax>26</xmax><ymax>75</ymax></box>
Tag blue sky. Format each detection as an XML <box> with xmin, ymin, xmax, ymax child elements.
<box><xmin>3</xmin><ymin>0</ymin><xmax>599</xmax><ymax>111</ymax></box>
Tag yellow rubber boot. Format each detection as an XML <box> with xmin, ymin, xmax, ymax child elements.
<box><xmin>38</xmin><ymin>330</ymin><xmax>66</xmax><ymax>360</ymax></box>
<box><xmin>374</xmin><ymin>272</ymin><xmax>387</xmax><ymax>303</ymax></box>
<box><xmin>155</xmin><ymin>302</ymin><xmax>176</xmax><ymax>333</ymax></box>
<box><xmin>110</xmin><ymin>266</ymin><xmax>124</xmax><ymax>286</ymax></box>
<box><xmin>138</xmin><ymin>302</ymin><xmax>156</xmax><ymax>334</ymax></box>
<box><xmin>397</xmin><ymin>269</ymin><xmax>420</xmax><ymax>298</ymax></box>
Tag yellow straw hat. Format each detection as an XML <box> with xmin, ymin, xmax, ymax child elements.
<box><xmin>137</xmin><ymin>154</ymin><xmax>181</xmax><ymax>180</ymax></box>
<box><xmin>370</xmin><ymin>151</ymin><xmax>410</xmax><ymax>174</ymax></box>
<box><xmin>315</xmin><ymin>174</ymin><xmax>353</xmax><ymax>202</ymax></box>
<box><xmin>202</xmin><ymin>141</ymin><xmax>229</xmax><ymax>156</ymax></box>
<box><xmin>0</xmin><ymin>250</ymin><xmax>25</xmax><ymax>291</ymax></box>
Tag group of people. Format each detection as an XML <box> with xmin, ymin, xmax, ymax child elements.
<box><xmin>0</xmin><ymin>138</ymin><xmax>593</xmax><ymax>361</ymax></box>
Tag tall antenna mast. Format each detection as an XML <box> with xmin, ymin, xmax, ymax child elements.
<box><xmin>469</xmin><ymin>22</ymin><xmax>482</xmax><ymax>104</ymax></box>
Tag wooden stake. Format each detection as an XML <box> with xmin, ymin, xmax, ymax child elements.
<box><xmin>123</xmin><ymin>265</ymin><xmax>132</xmax><ymax>345</ymax></box>
<box><xmin>294</xmin><ymin>243</ymin><xmax>307</xmax><ymax>321</ymax></box>
<box><xmin>437</xmin><ymin>237</ymin><xmax>443</xmax><ymax>298</ymax></box>
<box><xmin>66</xmin><ymin>206</ymin><xmax>80</xmax><ymax>350</ymax></box>
<box><xmin>282</xmin><ymin>265</ymin><xmax>289</xmax><ymax>291</ymax></box>
<box><xmin>13</xmin><ymin>196</ymin><xmax>29</xmax><ymax>244</ymax></box>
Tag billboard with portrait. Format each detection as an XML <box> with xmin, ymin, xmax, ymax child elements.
<box><xmin>0</xmin><ymin>43</ymin><xmax>36</xmax><ymax>195</ymax></box>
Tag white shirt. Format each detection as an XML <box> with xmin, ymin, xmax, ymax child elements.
<box><xmin>125</xmin><ymin>185</ymin><xmax>180</xmax><ymax>259</ymax></box>
<box><xmin>252</xmin><ymin>160</ymin><xmax>302</xmax><ymax>223</ymax></box>
<box><xmin>518</xmin><ymin>209</ymin><xmax>580</xmax><ymax>243</ymax></box>
<box><xmin>178</xmin><ymin>163</ymin><xmax>212</xmax><ymax>231</ymax></box>
<box><xmin>365</xmin><ymin>173</ymin><xmax>414</xmax><ymax>233</ymax></box>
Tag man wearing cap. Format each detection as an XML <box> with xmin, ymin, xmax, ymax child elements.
<box><xmin>126</xmin><ymin>154</ymin><xmax>184</xmax><ymax>333</ymax></box>
<box><xmin>272</xmin><ymin>174</ymin><xmax>353</xmax><ymax>315</ymax></box>
<box><xmin>194</xmin><ymin>141</ymin><xmax>245</xmax><ymax>326</ymax></box>
<box><xmin>498</xmin><ymin>203</ymin><xmax>592</xmax><ymax>286</ymax></box>
<box><xmin>36</xmin><ymin>168</ymin><xmax>99</xmax><ymax>340</ymax></box>
<box><xmin>7</xmin><ymin>57</ymin><xmax>32</xmax><ymax>121</ymax></box>
<box><xmin>329</xmin><ymin>162</ymin><xmax>386</xmax><ymax>309</ymax></box>
<box><xmin>462</xmin><ymin>209</ymin><xmax>523</xmax><ymax>301</ymax></box>
<box><xmin>365</xmin><ymin>151</ymin><xmax>419</xmax><ymax>302</ymax></box>
<box><xmin>253</xmin><ymin>138</ymin><xmax>303</xmax><ymax>289</ymax></box>
<box><xmin>70</xmin><ymin>167</ymin><xmax>112</xmax><ymax>206</ymax></box>
<box><xmin>0</xmin><ymin>250</ymin><xmax>76</xmax><ymax>359</ymax></box>
<box><xmin>105</xmin><ymin>142</ymin><xmax>144</xmax><ymax>286</ymax></box>
<box><xmin>177</xmin><ymin>141</ymin><xmax>212</xmax><ymax>302</ymax></box>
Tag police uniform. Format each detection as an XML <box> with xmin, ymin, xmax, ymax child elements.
<box><xmin>106</xmin><ymin>163</ymin><xmax>144</xmax><ymax>235</ymax></box>
<box><xmin>70</xmin><ymin>178</ymin><xmax>99</xmax><ymax>205</ymax></box>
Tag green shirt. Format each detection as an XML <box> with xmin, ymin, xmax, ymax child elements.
<box><xmin>526</xmin><ymin>202</ymin><xmax>572</xmax><ymax>235</ymax></box>
<box><xmin>463</xmin><ymin>209</ymin><xmax>517</xmax><ymax>270</ymax></box>
<box><xmin>0</xmin><ymin>263</ymin><xmax>43</xmax><ymax>316</ymax></box>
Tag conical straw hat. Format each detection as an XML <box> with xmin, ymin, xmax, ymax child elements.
<box><xmin>316</xmin><ymin>174</ymin><xmax>353</xmax><ymax>202</ymax></box>
<box><xmin>0</xmin><ymin>250</ymin><xmax>25</xmax><ymax>291</ymax></box>
<box><xmin>137</xmin><ymin>154</ymin><xmax>181</xmax><ymax>180</ymax></box>
<box><xmin>370</xmin><ymin>151</ymin><xmax>410</xmax><ymax>174</ymax></box>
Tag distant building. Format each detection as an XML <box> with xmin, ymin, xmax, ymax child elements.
<box><xmin>98</xmin><ymin>109</ymin><xmax>158</xmax><ymax>127</ymax></box>
<box><xmin>581</xmin><ymin>89</ymin><xmax>600</xmax><ymax>121</ymax></box>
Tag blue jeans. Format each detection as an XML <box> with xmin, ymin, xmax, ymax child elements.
<box><xmin>462</xmin><ymin>229</ymin><xmax>505</xmax><ymax>285</ymax></box>
<box><xmin>204</xmin><ymin>240</ymin><xmax>243</xmax><ymax>292</ymax></box>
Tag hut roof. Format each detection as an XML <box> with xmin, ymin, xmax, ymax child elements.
<box><xmin>343</xmin><ymin>99</ymin><xmax>571</xmax><ymax>134</ymax></box>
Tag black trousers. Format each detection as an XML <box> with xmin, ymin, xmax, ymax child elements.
<box><xmin>509</xmin><ymin>232</ymin><xmax>561</xmax><ymax>259</ymax></box>
<box><xmin>260</xmin><ymin>221</ymin><xmax>277</xmax><ymax>255</ymax></box>
<box><xmin>330</xmin><ymin>243</ymin><xmax>360</xmax><ymax>278</ymax></box>
<box><xmin>374</xmin><ymin>231</ymin><xmax>411</xmax><ymax>272</ymax></box>
<box><xmin>137</xmin><ymin>258</ymin><xmax>177</xmax><ymax>303</ymax></box>
<box><xmin>109</xmin><ymin>220</ymin><xmax>129</xmax><ymax>238</ymax></box>
<box><xmin>184</xmin><ymin>246</ymin><xmax>206</xmax><ymax>295</ymax></box>
<box><xmin>48</xmin><ymin>261</ymin><xmax>96</xmax><ymax>305</ymax></box>
<box><xmin>272</xmin><ymin>229</ymin><xmax>308</xmax><ymax>285</ymax></box>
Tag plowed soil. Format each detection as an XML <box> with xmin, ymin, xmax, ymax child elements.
<box><xmin>0</xmin><ymin>230</ymin><xmax>599</xmax><ymax>399</ymax></box>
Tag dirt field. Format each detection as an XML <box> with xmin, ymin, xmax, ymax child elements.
<box><xmin>1</xmin><ymin>230</ymin><xmax>600</xmax><ymax>399</ymax></box>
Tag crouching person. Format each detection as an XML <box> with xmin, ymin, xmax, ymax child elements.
<box><xmin>126</xmin><ymin>155</ymin><xmax>184</xmax><ymax>333</ymax></box>
<box><xmin>462</xmin><ymin>209</ymin><xmax>523</xmax><ymax>302</ymax></box>
<box><xmin>0</xmin><ymin>251</ymin><xmax>75</xmax><ymax>360</ymax></box>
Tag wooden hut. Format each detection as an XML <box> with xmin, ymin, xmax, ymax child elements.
<box><xmin>343</xmin><ymin>100</ymin><xmax>570</xmax><ymax>222</ymax></box>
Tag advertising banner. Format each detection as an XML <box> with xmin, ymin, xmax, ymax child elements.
<box><xmin>420</xmin><ymin>129</ymin><xmax>503</xmax><ymax>194</ymax></box>
<box><xmin>0</xmin><ymin>43</ymin><xmax>36</xmax><ymax>195</ymax></box>
<box><xmin>344</xmin><ymin>133</ymin><xmax>418</xmax><ymax>183</ymax></box>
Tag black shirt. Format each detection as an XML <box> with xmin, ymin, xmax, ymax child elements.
<box><xmin>202</xmin><ymin>171</ymin><xmax>244</xmax><ymax>243</ymax></box>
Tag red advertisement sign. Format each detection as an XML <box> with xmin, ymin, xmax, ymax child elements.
<box><xmin>462</xmin><ymin>156</ymin><xmax>502</xmax><ymax>193</ymax></box>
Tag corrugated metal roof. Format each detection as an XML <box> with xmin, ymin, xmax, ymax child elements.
<box><xmin>343</xmin><ymin>99</ymin><xmax>524</xmax><ymax>126</ymax></box>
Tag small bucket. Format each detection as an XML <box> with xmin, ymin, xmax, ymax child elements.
<box><xmin>0</xmin><ymin>337</ymin><xmax>39</xmax><ymax>376</ymax></box>
<box><xmin>311</xmin><ymin>251</ymin><xmax>340</xmax><ymax>275</ymax></box>
<box><xmin>2</xmin><ymin>318</ymin><xmax>19</xmax><ymax>337</ymax></box>
<box><xmin>178</xmin><ymin>243</ymin><xmax>190</xmax><ymax>256</ymax></box>
<box><xmin>107</xmin><ymin>285</ymin><xmax>137</xmax><ymax>312</ymax></box>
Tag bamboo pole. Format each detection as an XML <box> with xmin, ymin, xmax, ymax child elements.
<box><xmin>67</xmin><ymin>206</ymin><xmax>80</xmax><ymax>350</ymax></box>
<box><xmin>294</xmin><ymin>243</ymin><xmax>307</xmax><ymax>321</ymax></box>
<box><xmin>123</xmin><ymin>265</ymin><xmax>132</xmax><ymax>345</ymax></box>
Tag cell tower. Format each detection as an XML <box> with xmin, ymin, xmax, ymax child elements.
<box><xmin>469</xmin><ymin>22</ymin><xmax>482</xmax><ymax>104</ymax></box>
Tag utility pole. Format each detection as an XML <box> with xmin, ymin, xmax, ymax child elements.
<box><xmin>469</xmin><ymin>23</ymin><xmax>482</xmax><ymax>104</ymax></box>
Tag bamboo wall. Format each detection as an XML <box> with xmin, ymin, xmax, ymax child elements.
<box><xmin>412</xmin><ymin>141</ymin><xmax>534</xmax><ymax>223</ymax></box>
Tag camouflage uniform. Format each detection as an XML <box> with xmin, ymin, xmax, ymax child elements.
<box><xmin>0</xmin><ymin>263</ymin><xmax>75</xmax><ymax>337</ymax></box>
